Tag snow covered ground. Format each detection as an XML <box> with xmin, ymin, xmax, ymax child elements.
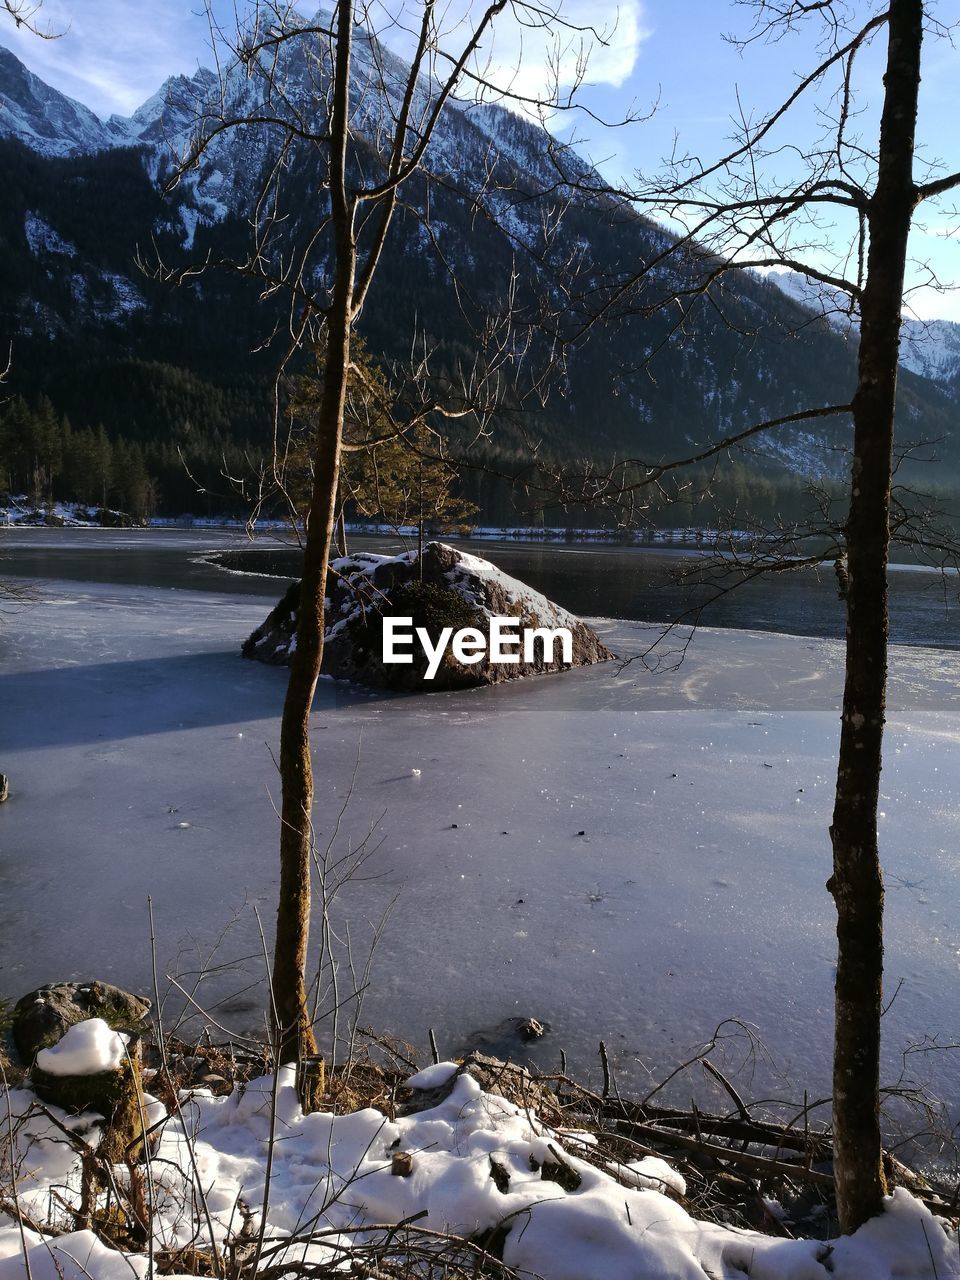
<box><xmin>2</xmin><ymin>563</ymin><xmax>960</xmax><ymax>1141</ymax></box>
<box><xmin>2</xmin><ymin>1052</ymin><xmax>957</xmax><ymax>1280</ymax></box>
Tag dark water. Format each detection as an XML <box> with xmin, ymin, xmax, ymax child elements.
<box><xmin>0</xmin><ymin>530</ymin><xmax>275</xmax><ymax>596</ymax></box>
<box><xmin>3</xmin><ymin>528</ymin><xmax>959</xmax><ymax>647</ymax></box>
<box><xmin>210</xmin><ymin>536</ymin><xmax>960</xmax><ymax>650</ymax></box>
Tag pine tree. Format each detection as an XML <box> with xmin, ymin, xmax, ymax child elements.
<box><xmin>286</xmin><ymin>342</ymin><xmax>477</xmax><ymax>550</ymax></box>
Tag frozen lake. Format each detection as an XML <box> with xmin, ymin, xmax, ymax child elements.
<box><xmin>2</xmin><ymin>529</ymin><xmax>960</xmax><ymax>1151</ymax></box>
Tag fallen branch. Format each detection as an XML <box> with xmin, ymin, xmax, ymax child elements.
<box><xmin>613</xmin><ymin>1117</ymin><xmax>834</xmax><ymax>1189</ymax></box>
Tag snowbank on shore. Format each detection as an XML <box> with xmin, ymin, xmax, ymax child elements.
<box><xmin>1</xmin><ymin>1059</ymin><xmax>956</xmax><ymax>1279</ymax></box>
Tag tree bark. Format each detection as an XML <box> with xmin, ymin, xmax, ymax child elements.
<box><xmin>272</xmin><ymin>0</ymin><xmax>356</xmax><ymax>1065</ymax></box>
<box><xmin>828</xmin><ymin>0</ymin><xmax>922</xmax><ymax>1233</ymax></box>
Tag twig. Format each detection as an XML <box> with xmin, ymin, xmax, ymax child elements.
<box><xmin>0</xmin><ymin>1063</ymin><xmax>37</xmax><ymax>1280</ymax></box>
<box><xmin>599</xmin><ymin>1040</ymin><xmax>611</xmax><ymax>1100</ymax></box>
<box><xmin>702</xmin><ymin>1058</ymin><xmax>751</xmax><ymax>1122</ymax></box>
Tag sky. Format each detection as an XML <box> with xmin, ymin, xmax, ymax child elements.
<box><xmin>3</xmin><ymin>0</ymin><xmax>960</xmax><ymax>320</ymax></box>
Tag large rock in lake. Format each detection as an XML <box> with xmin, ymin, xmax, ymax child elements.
<box><xmin>242</xmin><ymin>541</ymin><xmax>614</xmax><ymax>690</ymax></box>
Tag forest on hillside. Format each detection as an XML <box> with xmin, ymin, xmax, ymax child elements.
<box><xmin>1</xmin><ymin>385</ymin><xmax>872</xmax><ymax>530</ymax></box>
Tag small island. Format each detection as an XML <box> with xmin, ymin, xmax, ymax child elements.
<box><xmin>242</xmin><ymin>542</ymin><xmax>614</xmax><ymax>690</ymax></box>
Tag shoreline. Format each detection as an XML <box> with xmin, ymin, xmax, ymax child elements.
<box><xmin>5</xmin><ymin>518</ymin><xmax>960</xmax><ymax>571</ymax></box>
<box><xmin>5</xmin><ymin>526</ymin><xmax>959</xmax><ymax>653</ymax></box>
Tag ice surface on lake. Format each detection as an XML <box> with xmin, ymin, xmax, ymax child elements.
<box><xmin>2</xmin><ymin>548</ymin><xmax>960</xmax><ymax>1128</ymax></box>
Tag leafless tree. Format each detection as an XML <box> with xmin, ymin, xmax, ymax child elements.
<box><xmin>529</xmin><ymin>0</ymin><xmax>960</xmax><ymax>1233</ymax></box>
<box><xmin>153</xmin><ymin>0</ymin><xmax>616</xmax><ymax>1065</ymax></box>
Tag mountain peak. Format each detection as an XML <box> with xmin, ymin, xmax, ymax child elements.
<box><xmin>0</xmin><ymin>43</ymin><xmax>224</xmax><ymax>158</ymax></box>
<box><xmin>0</xmin><ymin>43</ymin><xmax>115</xmax><ymax>156</ymax></box>
<box><xmin>125</xmin><ymin>65</ymin><xmax>218</xmax><ymax>150</ymax></box>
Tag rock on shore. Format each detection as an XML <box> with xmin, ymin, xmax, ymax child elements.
<box><xmin>242</xmin><ymin>541</ymin><xmax>614</xmax><ymax>690</ymax></box>
<box><xmin>12</xmin><ymin>981</ymin><xmax>151</xmax><ymax>1064</ymax></box>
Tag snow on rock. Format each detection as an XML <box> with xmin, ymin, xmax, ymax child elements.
<box><xmin>12</xmin><ymin>980</ymin><xmax>150</xmax><ymax>1066</ymax></box>
<box><xmin>24</xmin><ymin>212</ymin><xmax>78</xmax><ymax>258</ymax></box>
<box><xmin>100</xmin><ymin>272</ymin><xmax>146</xmax><ymax>316</ymax></box>
<box><xmin>1</xmin><ymin>1066</ymin><xmax>957</xmax><ymax>1279</ymax></box>
<box><xmin>242</xmin><ymin>540</ymin><xmax>614</xmax><ymax>688</ymax></box>
<box><xmin>34</xmin><ymin>1018</ymin><xmax>128</xmax><ymax>1076</ymax></box>
<box><xmin>405</xmin><ymin>1060</ymin><xmax>461</xmax><ymax>1090</ymax></box>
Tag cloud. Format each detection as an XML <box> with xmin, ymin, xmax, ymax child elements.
<box><xmin>2</xmin><ymin>0</ymin><xmax>219</xmax><ymax>117</ymax></box>
<box><xmin>366</xmin><ymin>0</ymin><xmax>649</xmax><ymax>114</ymax></box>
<box><xmin>474</xmin><ymin>0</ymin><xmax>649</xmax><ymax>101</ymax></box>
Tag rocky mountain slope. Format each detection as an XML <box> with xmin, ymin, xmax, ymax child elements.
<box><xmin>768</xmin><ymin>269</ymin><xmax>960</xmax><ymax>389</ymax></box>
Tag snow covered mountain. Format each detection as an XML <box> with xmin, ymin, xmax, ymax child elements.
<box><xmin>767</xmin><ymin>269</ymin><xmax>960</xmax><ymax>388</ymax></box>
<box><xmin>0</xmin><ymin>16</ymin><xmax>586</xmax><ymax>239</ymax></box>
<box><xmin>900</xmin><ymin>319</ymin><xmax>960</xmax><ymax>384</ymax></box>
<box><xmin>0</xmin><ymin>42</ymin><xmax>227</xmax><ymax>156</ymax></box>
<box><xmin>0</xmin><ymin>20</ymin><xmax>597</xmax><ymax>284</ymax></box>
<box><xmin>1</xmin><ymin>26</ymin><xmax>959</xmax><ymax>512</ymax></box>
<box><xmin>0</xmin><ymin>46</ymin><xmax>125</xmax><ymax>155</ymax></box>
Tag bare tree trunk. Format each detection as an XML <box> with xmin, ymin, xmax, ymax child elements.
<box><xmin>273</xmin><ymin>372</ymin><xmax>343</xmax><ymax>1063</ymax></box>
<box><xmin>272</xmin><ymin>0</ymin><xmax>356</xmax><ymax>1065</ymax></box>
<box><xmin>169</xmin><ymin>0</ymin><xmax>558</xmax><ymax>1068</ymax></box>
<box><xmin>828</xmin><ymin>0</ymin><xmax>922</xmax><ymax>1233</ymax></box>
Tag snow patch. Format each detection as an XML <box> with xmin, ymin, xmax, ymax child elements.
<box><xmin>24</xmin><ymin>213</ymin><xmax>77</xmax><ymax>258</ymax></box>
<box><xmin>102</xmin><ymin>273</ymin><xmax>146</xmax><ymax>315</ymax></box>
<box><xmin>405</xmin><ymin>1060</ymin><xmax>460</xmax><ymax>1090</ymax></box>
<box><xmin>621</xmin><ymin>1155</ymin><xmax>687</xmax><ymax>1196</ymax></box>
<box><xmin>1</xmin><ymin>1067</ymin><xmax>956</xmax><ymax>1279</ymax></box>
<box><xmin>769</xmin><ymin>269</ymin><xmax>960</xmax><ymax>387</ymax></box>
<box><xmin>35</xmin><ymin>1018</ymin><xmax>129</xmax><ymax>1076</ymax></box>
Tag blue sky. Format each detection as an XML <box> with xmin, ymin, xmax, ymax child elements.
<box><xmin>4</xmin><ymin>0</ymin><xmax>960</xmax><ymax>319</ymax></box>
